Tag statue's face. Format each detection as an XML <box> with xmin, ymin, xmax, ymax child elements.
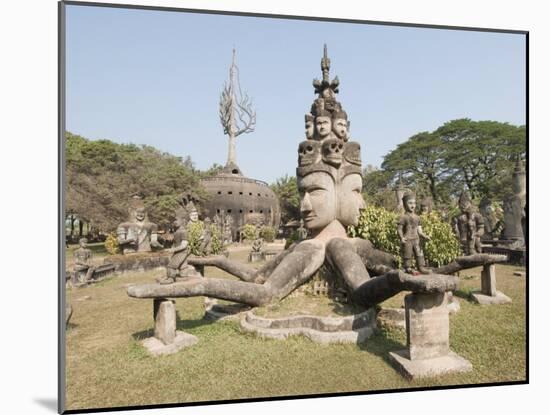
<box><xmin>459</xmin><ymin>200</ymin><xmax>471</xmax><ymax>213</ymax></box>
<box><xmin>135</xmin><ymin>209</ymin><xmax>145</xmax><ymax>221</ymax></box>
<box><xmin>79</xmin><ymin>239</ymin><xmax>87</xmax><ymax>248</ymax></box>
<box><xmin>298</xmin><ymin>172</ymin><xmax>336</xmax><ymax>231</ymax></box>
<box><xmin>338</xmin><ymin>173</ymin><xmax>365</xmax><ymax>226</ymax></box>
<box><xmin>315</xmin><ymin>116</ymin><xmax>332</xmax><ymax>138</ymax></box>
<box><xmin>405</xmin><ymin>198</ymin><xmax>416</xmax><ymax>213</ymax></box>
<box><xmin>189</xmin><ymin>210</ymin><xmax>199</xmax><ymax>222</ymax></box>
<box><xmin>332</xmin><ymin>118</ymin><xmax>348</xmax><ymax>140</ymax></box>
<box><xmin>420</xmin><ymin>205</ymin><xmax>428</xmax><ymax>214</ymax></box>
<box><xmin>305</xmin><ymin>120</ymin><xmax>314</xmax><ymax>139</ymax></box>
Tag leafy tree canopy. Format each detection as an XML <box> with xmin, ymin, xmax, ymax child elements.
<box><xmin>66</xmin><ymin>132</ymin><xmax>207</xmax><ymax>232</ymax></box>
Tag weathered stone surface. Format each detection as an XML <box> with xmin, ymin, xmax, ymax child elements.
<box><xmin>204</xmin><ymin>302</ymin><xmax>251</xmax><ymax>321</ymax></box>
<box><xmin>406</xmin><ymin>292</ymin><xmax>449</xmax><ymax>360</ymax></box>
<box><xmin>239</xmin><ymin>308</ymin><xmax>377</xmax><ymax>344</ymax></box>
<box><xmin>153</xmin><ymin>299</ymin><xmax>176</xmax><ymax>345</ymax></box>
<box><xmin>481</xmin><ymin>264</ymin><xmax>497</xmax><ymax>296</ymax></box>
<box><xmin>388</xmin><ymin>349</ymin><xmax>472</xmax><ymax>380</ymax></box>
<box><xmin>248</xmin><ymin>251</ymin><xmax>263</xmax><ymax>263</ymax></box>
<box><xmin>142</xmin><ymin>332</ymin><xmax>198</xmax><ymax>356</ymax></box>
<box><xmin>470</xmin><ymin>291</ymin><xmax>512</xmax><ymax>305</ymax></box>
<box><xmin>104</xmin><ymin>252</ymin><xmax>171</xmax><ymax>272</ymax></box>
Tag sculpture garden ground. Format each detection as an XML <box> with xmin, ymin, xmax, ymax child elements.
<box><xmin>65</xmin><ymin>245</ymin><xmax>526</xmax><ymax>411</ymax></box>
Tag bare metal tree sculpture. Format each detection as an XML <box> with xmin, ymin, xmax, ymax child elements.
<box><xmin>219</xmin><ymin>49</ymin><xmax>256</xmax><ymax>167</ymax></box>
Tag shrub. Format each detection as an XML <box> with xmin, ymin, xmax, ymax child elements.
<box><xmin>104</xmin><ymin>233</ymin><xmax>120</xmax><ymax>255</ymax></box>
<box><xmin>284</xmin><ymin>230</ymin><xmax>300</xmax><ymax>250</ymax></box>
<box><xmin>186</xmin><ymin>221</ymin><xmax>224</xmax><ymax>256</ymax></box>
<box><xmin>241</xmin><ymin>224</ymin><xmax>258</xmax><ymax>242</ymax></box>
<box><xmin>420</xmin><ymin>211</ymin><xmax>461</xmax><ymax>267</ymax></box>
<box><xmin>260</xmin><ymin>226</ymin><xmax>276</xmax><ymax>243</ymax></box>
<box><xmin>348</xmin><ymin>205</ymin><xmax>460</xmax><ymax>268</ymax></box>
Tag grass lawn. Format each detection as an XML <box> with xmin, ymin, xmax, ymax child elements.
<box><xmin>65</xmin><ymin>252</ymin><xmax>526</xmax><ymax>411</ymax></box>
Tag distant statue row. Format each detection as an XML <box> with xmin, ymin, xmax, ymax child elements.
<box><xmin>397</xmin><ymin>189</ymin><xmax>507</xmax><ymax>274</ymax></box>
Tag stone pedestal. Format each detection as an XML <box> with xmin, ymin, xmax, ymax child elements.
<box><xmin>388</xmin><ymin>292</ymin><xmax>472</xmax><ymax>379</ymax></box>
<box><xmin>248</xmin><ymin>251</ymin><xmax>264</xmax><ymax>263</ymax></box>
<box><xmin>141</xmin><ymin>298</ymin><xmax>198</xmax><ymax>356</ymax></box>
<box><xmin>470</xmin><ymin>264</ymin><xmax>512</xmax><ymax>305</ymax></box>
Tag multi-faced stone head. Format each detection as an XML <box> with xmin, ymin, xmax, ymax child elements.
<box><xmin>331</xmin><ymin>111</ymin><xmax>349</xmax><ymax>141</ymax></box>
<box><xmin>402</xmin><ymin>192</ymin><xmax>416</xmax><ymax>213</ymax></box>
<box><xmin>298</xmin><ymin>171</ymin><xmax>337</xmax><ymax>231</ymax></box>
<box><xmin>315</xmin><ymin>110</ymin><xmax>332</xmax><ymax>140</ymax></box>
<box><xmin>305</xmin><ymin>114</ymin><xmax>315</xmax><ymax>140</ymax></box>
<box><xmin>338</xmin><ymin>173</ymin><xmax>365</xmax><ymax>227</ymax></box>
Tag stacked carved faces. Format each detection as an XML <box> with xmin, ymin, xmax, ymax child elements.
<box><xmin>297</xmin><ymin>47</ymin><xmax>364</xmax><ymax>231</ymax></box>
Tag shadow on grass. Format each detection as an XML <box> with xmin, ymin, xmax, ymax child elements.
<box><xmin>453</xmin><ymin>289</ymin><xmax>476</xmax><ymax>303</ymax></box>
<box><xmin>131</xmin><ymin>314</ymin><xmax>217</xmax><ymax>341</ymax></box>
<box><xmin>357</xmin><ymin>329</ymin><xmax>405</xmax><ymax>365</ymax></box>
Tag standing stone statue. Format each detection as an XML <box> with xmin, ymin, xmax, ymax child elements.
<box><xmin>397</xmin><ymin>193</ymin><xmax>431</xmax><ymax>274</ymax></box>
<box><xmin>453</xmin><ymin>191</ymin><xmax>484</xmax><ymax>255</ymax></box>
<box><xmin>72</xmin><ymin>237</ymin><xmax>95</xmax><ymax>284</ymax></box>
<box><xmin>117</xmin><ymin>207</ymin><xmax>163</xmax><ymax>254</ymax></box>
<box><xmin>479</xmin><ymin>197</ymin><xmax>503</xmax><ymax>240</ymax></box>
<box><xmin>502</xmin><ymin>158</ymin><xmax>526</xmax><ymax>245</ymax></box>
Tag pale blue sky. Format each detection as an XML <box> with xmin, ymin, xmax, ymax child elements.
<box><xmin>65</xmin><ymin>4</ymin><xmax>526</xmax><ymax>184</ymax></box>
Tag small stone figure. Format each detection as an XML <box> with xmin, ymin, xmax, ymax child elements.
<box><xmin>314</xmin><ymin>109</ymin><xmax>333</xmax><ymax>141</ymax></box>
<box><xmin>453</xmin><ymin>191</ymin><xmax>484</xmax><ymax>255</ymax></box>
<box><xmin>331</xmin><ymin>110</ymin><xmax>349</xmax><ymax>142</ymax></box>
<box><xmin>479</xmin><ymin>198</ymin><xmax>503</xmax><ymax>240</ymax></box>
<box><xmin>72</xmin><ymin>237</ymin><xmax>95</xmax><ymax>284</ymax></box>
<box><xmin>397</xmin><ymin>193</ymin><xmax>431</xmax><ymax>274</ymax></box>
<box><xmin>305</xmin><ymin>114</ymin><xmax>315</xmax><ymax>140</ymax></box>
<box><xmin>200</xmin><ymin>217</ymin><xmax>213</xmax><ymax>256</ymax></box>
<box><xmin>297</xmin><ymin>219</ymin><xmax>308</xmax><ymax>241</ymax></box>
<box><xmin>117</xmin><ymin>207</ymin><xmax>163</xmax><ymax>254</ymax></box>
<box><xmin>158</xmin><ymin>212</ymin><xmax>200</xmax><ymax>285</ymax></box>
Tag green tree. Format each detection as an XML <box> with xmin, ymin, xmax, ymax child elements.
<box><xmin>66</xmin><ymin>132</ymin><xmax>206</xmax><ymax>232</ymax></box>
<box><xmin>436</xmin><ymin>119</ymin><xmax>526</xmax><ymax>200</ymax></box>
<box><xmin>270</xmin><ymin>174</ymin><xmax>300</xmax><ymax>225</ymax></box>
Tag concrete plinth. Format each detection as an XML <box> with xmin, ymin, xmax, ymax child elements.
<box><xmin>471</xmin><ymin>291</ymin><xmax>512</xmax><ymax>305</ymax></box>
<box><xmin>388</xmin><ymin>292</ymin><xmax>472</xmax><ymax>379</ymax></box>
<box><xmin>248</xmin><ymin>251</ymin><xmax>263</xmax><ymax>263</ymax></box>
<box><xmin>141</xmin><ymin>298</ymin><xmax>198</xmax><ymax>356</ymax></box>
<box><xmin>470</xmin><ymin>264</ymin><xmax>512</xmax><ymax>305</ymax></box>
<box><xmin>388</xmin><ymin>349</ymin><xmax>472</xmax><ymax>380</ymax></box>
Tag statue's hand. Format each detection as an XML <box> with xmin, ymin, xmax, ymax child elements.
<box><xmin>401</xmin><ymin>237</ymin><xmax>407</xmax><ymax>243</ymax></box>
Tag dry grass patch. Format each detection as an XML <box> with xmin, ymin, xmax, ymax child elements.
<box><xmin>65</xmin><ymin>260</ymin><xmax>526</xmax><ymax>411</ymax></box>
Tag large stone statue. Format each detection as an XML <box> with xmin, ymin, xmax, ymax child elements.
<box><xmin>129</xmin><ymin>46</ymin><xmax>504</xmax><ymax>309</ymax></box>
<box><xmin>398</xmin><ymin>193</ymin><xmax>431</xmax><ymax>274</ymax></box>
<box><xmin>117</xmin><ymin>206</ymin><xmax>163</xmax><ymax>254</ymax></box>
<box><xmin>453</xmin><ymin>191</ymin><xmax>484</xmax><ymax>255</ymax></box>
<box><xmin>72</xmin><ymin>237</ymin><xmax>95</xmax><ymax>284</ymax></box>
<box><xmin>479</xmin><ymin>197</ymin><xmax>503</xmax><ymax>240</ymax></box>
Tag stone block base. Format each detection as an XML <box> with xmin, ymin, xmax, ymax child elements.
<box><xmin>388</xmin><ymin>349</ymin><xmax>472</xmax><ymax>380</ymax></box>
<box><xmin>141</xmin><ymin>331</ymin><xmax>198</xmax><ymax>356</ymax></box>
<box><xmin>470</xmin><ymin>291</ymin><xmax>512</xmax><ymax>305</ymax></box>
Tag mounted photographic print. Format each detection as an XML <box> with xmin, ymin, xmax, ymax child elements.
<box><xmin>59</xmin><ymin>1</ymin><xmax>527</xmax><ymax>413</ymax></box>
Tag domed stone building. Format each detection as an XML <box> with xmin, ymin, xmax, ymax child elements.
<box><xmin>200</xmin><ymin>164</ymin><xmax>280</xmax><ymax>241</ymax></box>
<box><xmin>199</xmin><ymin>50</ymin><xmax>280</xmax><ymax>241</ymax></box>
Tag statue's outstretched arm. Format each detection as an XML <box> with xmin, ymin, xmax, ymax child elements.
<box><xmin>128</xmin><ymin>241</ymin><xmax>325</xmax><ymax>307</ymax></box>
